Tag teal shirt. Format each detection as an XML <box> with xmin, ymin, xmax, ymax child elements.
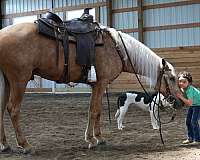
<box><xmin>183</xmin><ymin>85</ymin><xmax>200</xmax><ymax>106</ymax></box>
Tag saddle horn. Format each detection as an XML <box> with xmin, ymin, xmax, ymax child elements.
<box><xmin>83</xmin><ymin>8</ymin><xmax>92</xmax><ymax>14</ymax></box>
<box><xmin>80</xmin><ymin>8</ymin><xmax>94</xmax><ymax>22</ymax></box>
<box><xmin>46</xmin><ymin>11</ymin><xmax>63</xmax><ymax>24</ymax></box>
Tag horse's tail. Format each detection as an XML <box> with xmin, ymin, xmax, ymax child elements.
<box><xmin>115</xmin><ymin>96</ymin><xmax>121</xmax><ymax>119</ymax></box>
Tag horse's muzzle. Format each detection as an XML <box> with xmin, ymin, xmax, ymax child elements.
<box><xmin>166</xmin><ymin>95</ymin><xmax>176</xmax><ymax>104</ymax></box>
<box><xmin>173</xmin><ymin>97</ymin><xmax>183</xmax><ymax>109</ymax></box>
<box><xmin>166</xmin><ymin>95</ymin><xmax>183</xmax><ymax>109</ymax></box>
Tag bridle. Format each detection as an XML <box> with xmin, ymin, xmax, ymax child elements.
<box><xmin>152</xmin><ymin>68</ymin><xmax>177</xmax><ymax>121</ymax></box>
<box><xmin>159</xmin><ymin>70</ymin><xmax>176</xmax><ymax>105</ymax></box>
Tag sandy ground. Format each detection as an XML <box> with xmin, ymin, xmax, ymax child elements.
<box><xmin>0</xmin><ymin>93</ymin><xmax>200</xmax><ymax>160</ymax></box>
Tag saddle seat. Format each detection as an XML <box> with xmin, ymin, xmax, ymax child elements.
<box><xmin>45</xmin><ymin>11</ymin><xmax>100</xmax><ymax>34</ymax></box>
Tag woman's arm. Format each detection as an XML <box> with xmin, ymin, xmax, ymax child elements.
<box><xmin>176</xmin><ymin>93</ymin><xmax>192</xmax><ymax>106</ymax></box>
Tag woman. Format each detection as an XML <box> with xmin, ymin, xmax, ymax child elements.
<box><xmin>176</xmin><ymin>71</ymin><xmax>200</xmax><ymax>145</ymax></box>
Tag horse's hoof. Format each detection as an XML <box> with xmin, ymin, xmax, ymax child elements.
<box><xmin>0</xmin><ymin>144</ymin><xmax>11</xmax><ymax>153</ymax></box>
<box><xmin>97</xmin><ymin>139</ymin><xmax>106</xmax><ymax>146</ymax></box>
<box><xmin>88</xmin><ymin>143</ymin><xmax>97</xmax><ymax>149</ymax></box>
<box><xmin>23</xmin><ymin>148</ymin><xmax>35</xmax><ymax>154</ymax></box>
<box><xmin>23</xmin><ymin>146</ymin><xmax>35</xmax><ymax>154</ymax></box>
<box><xmin>15</xmin><ymin>144</ymin><xmax>35</xmax><ymax>154</ymax></box>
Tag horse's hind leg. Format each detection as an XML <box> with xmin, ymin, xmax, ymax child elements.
<box><xmin>6</xmin><ymin>78</ymin><xmax>32</xmax><ymax>153</ymax></box>
<box><xmin>0</xmin><ymin>71</ymin><xmax>10</xmax><ymax>152</ymax></box>
<box><xmin>85</xmin><ymin>80</ymin><xmax>108</xmax><ymax>149</ymax></box>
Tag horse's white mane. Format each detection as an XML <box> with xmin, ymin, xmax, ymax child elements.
<box><xmin>107</xmin><ymin>28</ymin><xmax>174</xmax><ymax>87</ymax></box>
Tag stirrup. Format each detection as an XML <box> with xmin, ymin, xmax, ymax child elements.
<box><xmin>87</xmin><ymin>65</ymin><xmax>97</xmax><ymax>82</ymax></box>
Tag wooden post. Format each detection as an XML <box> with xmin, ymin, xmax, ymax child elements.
<box><xmin>63</xmin><ymin>11</ymin><xmax>66</xmax><ymax>21</ymax></box>
<box><xmin>106</xmin><ymin>0</ymin><xmax>112</xmax><ymax>27</ymax></box>
<box><xmin>0</xmin><ymin>0</ymin><xmax>2</xmax><ymax>29</ymax></box>
<box><xmin>52</xmin><ymin>0</ymin><xmax>54</xmax><ymax>9</ymax></box>
<box><xmin>52</xmin><ymin>81</ymin><xmax>56</xmax><ymax>94</ymax></box>
<box><xmin>138</xmin><ymin>0</ymin><xmax>144</xmax><ymax>42</ymax></box>
<box><xmin>95</xmin><ymin>7</ymin><xmax>100</xmax><ymax>23</ymax></box>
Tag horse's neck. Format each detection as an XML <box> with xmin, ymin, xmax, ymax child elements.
<box><xmin>107</xmin><ymin>28</ymin><xmax>163</xmax><ymax>87</ymax></box>
<box><xmin>131</xmin><ymin>61</ymin><xmax>160</xmax><ymax>87</ymax></box>
<box><xmin>122</xmin><ymin>39</ymin><xmax>162</xmax><ymax>86</ymax></box>
<box><xmin>125</xmin><ymin>58</ymin><xmax>161</xmax><ymax>77</ymax></box>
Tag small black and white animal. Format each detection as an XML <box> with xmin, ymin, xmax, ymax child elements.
<box><xmin>115</xmin><ymin>91</ymin><xmax>173</xmax><ymax>130</ymax></box>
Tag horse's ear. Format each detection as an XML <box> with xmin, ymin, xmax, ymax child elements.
<box><xmin>162</xmin><ymin>59</ymin><xmax>172</xmax><ymax>71</ymax></box>
<box><xmin>162</xmin><ymin>59</ymin><xmax>166</xmax><ymax>67</ymax></box>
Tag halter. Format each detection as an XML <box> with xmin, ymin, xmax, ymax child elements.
<box><xmin>160</xmin><ymin>66</ymin><xmax>176</xmax><ymax>105</ymax></box>
<box><xmin>151</xmin><ymin>68</ymin><xmax>176</xmax><ymax>123</ymax></box>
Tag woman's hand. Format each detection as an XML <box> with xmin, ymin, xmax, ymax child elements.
<box><xmin>176</xmin><ymin>92</ymin><xmax>192</xmax><ymax>106</ymax></box>
<box><xmin>176</xmin><ymin>92</ymin><xmax>182</xmax><ymax>99</ymax></box>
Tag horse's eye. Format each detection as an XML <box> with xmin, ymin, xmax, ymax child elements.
<box><xmin>170</xmin><ymin>77</ymin><xmax>175</xmax><ymax>82</ymax></box>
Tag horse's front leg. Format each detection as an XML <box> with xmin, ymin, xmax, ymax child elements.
<box><xmin>0</xmin><ymin>72</ymin><xmax>10</xmax><ymax>152</ymax></box>
<box><xmin>85</xmin><ymin>80</ymin><xmax>108</xmax><ymax>149</ymax></box>
<box><xmin>6</xmin><ymin>78</ymin><xmax>33</xmax><ymax>154</ymax></box>
<box><xmin>149</xmin><ymin>108</ymin><xmax>160</xmax><ymax>130</ymax></box>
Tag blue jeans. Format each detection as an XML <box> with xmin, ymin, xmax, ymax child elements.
<box><xmin>186</xmin><ymin>106</ymin><xmax>200</xmax><ymax>141</ymax></box>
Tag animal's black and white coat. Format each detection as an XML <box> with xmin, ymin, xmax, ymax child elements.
<box><xmin>115</xmin><ymin>91</ymin><xmax>173</xmax><ymax>130</ymax></box>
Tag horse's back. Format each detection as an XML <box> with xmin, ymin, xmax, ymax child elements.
<box><xmin>0</xmin><ymin>23</ymin><xmax>39</xmax><ymax>74</ymax></box>
<box><xmin>0</xmin><ymin>23</ymin><xmax>37</xmax><ymax>42</ymax></box>
<box><xmin>1</xmin><ymin>22</ymin><xmax>36</xmax><ymax>32</ymax></box>
<box><xmin>0</xmin><ymin>23</ymin><xmax>37</xmax><ymax>49</ymax></box>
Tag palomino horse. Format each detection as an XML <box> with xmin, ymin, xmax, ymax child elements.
<box><xmin>0</xmin><ymin>21</ymin><xmax>181</xmax><ymax>153</ymax></box>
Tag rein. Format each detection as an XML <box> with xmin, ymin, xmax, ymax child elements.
<box><xmin>106</xmin><ymin>87</ymin><xmax>112</xmax><ymax>127</ymax></box>
<box><xmin>118</xmin><ymin>32</ymin><xmax>171</xmax><ymax>145</ymax></box>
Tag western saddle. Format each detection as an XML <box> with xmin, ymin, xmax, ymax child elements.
<box><xmin>35</xmin><ymin>8</ymin><xmax>102</xmax><ymax>83</ymax></box>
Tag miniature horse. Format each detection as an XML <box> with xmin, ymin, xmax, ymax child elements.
<box><xmin>0</xmin><ymin>20</ymin><xmax>181</xmax><ymax>152</ymax></box>
<box><xmin>115</xmin><ymin>91</ymin><xmax>174</xmax><ymax>130</ymax></box>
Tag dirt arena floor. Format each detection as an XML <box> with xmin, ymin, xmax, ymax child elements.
<box><xmin>0</xmin><ymin>93</ymin><xmax>200</xmax><ymax>160</ymax></box>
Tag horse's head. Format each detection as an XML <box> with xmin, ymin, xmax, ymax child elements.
<box><xmin>155</xmin><ymin>59</ymin><xmax>183</xmax><ymax>109</ymax></box>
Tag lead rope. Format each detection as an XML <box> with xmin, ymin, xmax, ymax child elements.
<box><xmin>118</xmin><ymin>32</ymin><xmax>165</xmax><ymax>145</ymax></box>
<box><xmin>106</xmin><ymin>87</ymin><xmax>112</xmax><ymax>128</ymax></box>
<box><xmin>151</xmin><ymin>90</ymin><xmax>165</xmax><ymax>144</ymax></box>
<box><xmin>158</xmin><ymin>90</ymin><xmax>165</xmax><ymax>144</ymax></box>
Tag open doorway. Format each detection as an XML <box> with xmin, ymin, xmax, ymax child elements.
<box><xmin>13</xmin><ymin>15</ymin><xmax>37</xmax><ymax>24</ymax></box>
<box><xmin>66</xmin><ymin>8</ymin><xmax>95</xmax><ymax>20</ymax></box>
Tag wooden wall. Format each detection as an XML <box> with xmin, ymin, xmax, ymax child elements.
<box><xmin>108</xmin><ymin>46</ymin><xmax>200</xmax><ymax>92</ymax></box>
